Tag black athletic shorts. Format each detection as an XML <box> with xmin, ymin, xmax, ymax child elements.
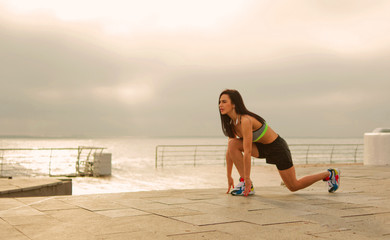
<box><xmin>254</xmin><ymin>135</ymin><xmax>293</xmax><ymax>170</ymax></box>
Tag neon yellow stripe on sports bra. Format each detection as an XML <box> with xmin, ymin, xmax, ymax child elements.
<box><xmin>253</xmin><ymin>122</ymin><xmax>268</xmax><ymax>142</ymax></box>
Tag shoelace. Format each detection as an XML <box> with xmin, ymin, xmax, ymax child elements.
<box><xmin>232</xmin><ymin>181</ymin><xmax>244</xmax><ymax>190</ymax></box>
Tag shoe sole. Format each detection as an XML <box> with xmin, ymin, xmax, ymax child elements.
<box><xmin>231</xmin><ymin>190</ymin><xmax>255</xmax><ymax>196</ymax></box>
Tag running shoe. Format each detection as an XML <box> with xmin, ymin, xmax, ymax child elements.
<box><xmin>326</xmin><ymin>168</ymin><xmax>340</xmax><ymax>193</ymax></box>
<box><xmin>231</xmin><ymin>177</ymin><xmax>255</xmax><ymax>196</ymax></box>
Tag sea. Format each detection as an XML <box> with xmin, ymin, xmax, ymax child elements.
<box><xmin>0</xmin><ymin>136</ymin><xmax>363</xmax><ymax>195</ymax></box>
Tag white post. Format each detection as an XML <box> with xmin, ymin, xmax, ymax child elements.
<box><xmin>93</xmin><ymin>153</ymin><xmax>112</xmax><ymax>176</ymax></box>
<box><xmin>364</xmin><ymin>130</ymin><xmax>390</xmax><ymax>166</ymax></box>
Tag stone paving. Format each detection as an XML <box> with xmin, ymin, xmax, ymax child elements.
<box><xmin>0</xmin><ymin>165</ymin><xmax>389</xmax><ymax>239</ymax></box>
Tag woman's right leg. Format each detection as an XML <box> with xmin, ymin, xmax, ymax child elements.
<box><xmin>278</xmin><ymin>166</ymin><xmax>329</xmax><ymax>192</ymax></box>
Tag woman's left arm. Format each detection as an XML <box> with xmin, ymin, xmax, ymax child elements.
<box><xmin>241</xmin><ymin>116</ymin><xmax>253</xmax><ymax>196</ymax></box>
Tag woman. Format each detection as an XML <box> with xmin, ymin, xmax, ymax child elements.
<box><xmin>219</xmin><ymin>89</ymin><xmax>340</xmax><ymax>196</ymax></box>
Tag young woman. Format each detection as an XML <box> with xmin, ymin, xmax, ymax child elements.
<box><xmin>219</xmin><ymin>89</ymin><xmax>340</xmax><ymax>196</ymax></box>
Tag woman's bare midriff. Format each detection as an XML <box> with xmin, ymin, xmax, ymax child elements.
<box><xmin>256</xmin><ymin>126</ymin><xmax>278</xmax><ymax>144</ymax></box>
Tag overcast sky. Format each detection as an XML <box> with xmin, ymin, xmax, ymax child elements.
<box><xmin>0</xmin><ymin>0</ymin><xmax>389</xmax><ymax>138</ymax></box>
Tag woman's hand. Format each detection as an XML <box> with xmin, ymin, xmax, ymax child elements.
<box><xmin>226</xmin><ymin>176</ymin><xmax>234</xmax><ymax>194</ymax></box>
<box><xmin>244</xmin><ymin>178</ymin><xmax>252</xmax><ymax>196</ymax></box>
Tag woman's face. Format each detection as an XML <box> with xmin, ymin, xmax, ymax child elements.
<box><xmin>219</xmin><ymin>94</ymin><xmax>234</xmax><ymax>115</ymax></box>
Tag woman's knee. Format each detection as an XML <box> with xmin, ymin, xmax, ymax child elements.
<box><xmin>284</xmin><ymin>181</ymin><xmax>300</xmax><ymax>192</ymax></box>
<box><xmin>228</xmin><ymin>138</ymin><xmax>242</xmax><ymax>149</ymax></box>
<box><xmin>227</xmin><ymin>138</ymin><xmax>242</xmax><ymax>153</ymax></box>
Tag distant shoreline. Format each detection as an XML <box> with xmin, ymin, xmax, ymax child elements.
<box><xmin>0</xmin><ymin>135</ymin><xmax>363</xmax><ymax>139</ymax></box>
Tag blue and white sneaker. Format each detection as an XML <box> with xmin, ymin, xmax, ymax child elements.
<box><xmin>326</xmin><ymin>168</ymin><xmax>340</xmax><ymax>193</ymax></box>
<box><xmin>231</xmin><ymin>177</ymin><xmax>255</xmax><ymax>196</ymax></box>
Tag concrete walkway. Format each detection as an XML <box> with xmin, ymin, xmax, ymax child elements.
<box><xmin>0</xmin><ymin>165</ymin><xmax>389</xmax><ymax>239</ymax></box>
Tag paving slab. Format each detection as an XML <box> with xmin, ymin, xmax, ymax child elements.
<box><xmin>100</xmin><ymin>231</ymin><xmax>170</xmax><ymax>240</ymax></box>
<box><xmin>116</xmin><ymin>200</ymin><xmax>176</xmax><ymax>211</ymax></box>
<box><xmin>95</xmin><ymin>208</ymin><xmax>150</xmax><ymax>218</ymax></box>
<box><xmin>175</xmin><ymin>202</ymin><xmax>230</xmax><ymax>212</ymax></box>
<box><xmin>0</xmin><ymin>205</ymin><xmax>44</xmax><ymax>218</ymax></box>
<box><xmin>0</xmin><ymin>198</ymin><xmax>26</xmax><ymax>211</ymax></box>
<box><xmin>0</xmin><ymin>165</ymin><xmax>389</xmax><ymax>239</ymax></box>
<box><xmin>172</xmin><ymin>214</ymin><xmax>240</xmax><ymax>226</ymax></box>
<box><xmin>167</xmin><ymin>230</ymin><xmax>235</xmax><ymax>240</ymax></box>
<box><xmin>1</xmin><ymin>214</ymin><xmax>59</xmax><ymax>226</ymax></box>
<box><xmin>24</xmin><ymin>198</ymin><xmax>77</xmax><ymax>211</ymax></box>
<box><xmin>145</xmin><ymin>207</ymin><xmax>202</xmax><ymax>217</ymax></box>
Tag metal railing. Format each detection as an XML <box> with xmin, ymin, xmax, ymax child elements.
<box><xmin>0</xmin><ymin>146</ymin><xmax>105</xmax><ymax>177</ymax></box>
<box><xmin>155</xmin><ymin>144</ymin><xmax>364</xmax><ymax>168</ymax></box>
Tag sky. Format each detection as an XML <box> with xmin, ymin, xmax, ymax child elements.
<box><xmin>0</xmin><ymin>0</ymin><xmax>389</xmax><ymax>138</ymax></box>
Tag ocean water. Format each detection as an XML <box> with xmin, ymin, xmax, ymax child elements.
<box><xmin>0</xmin><ymin>136</ymin><xmax>363</xmax><ymax>195</ymax></box>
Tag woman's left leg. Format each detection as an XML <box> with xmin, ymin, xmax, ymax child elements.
<box><xmin>278</xmin><ymin>166</ymin><xmax>329</xmax><ymax>192</ymax></box>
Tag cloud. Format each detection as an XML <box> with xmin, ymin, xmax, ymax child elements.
<box><xmin>0</xmin><ymin>1</ymin><xmax>389</xmax><ymax>137</ymax></box>
<box><xmin>92</xmin><ymin>82</ymin><xmax>154</xmax><ymax>105</ymax></box>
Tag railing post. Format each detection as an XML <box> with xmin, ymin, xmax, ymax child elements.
<box><xmin>49</xmin><ymin>149</ymin><xmax>53</xmax><ymax>176</ymax></box>
<box><xmin>76</xmin><ymin>146</ymin><xmax>81</xmax><ymax>175</ymax></box>
<box><xmin>330</xmin><ymin>145</ymin><xmax>335</xmax><ymax>164</ymax></box>
<box><xmin>194</xmin><ymin>146</ymin><xmax>197</xmax><ymax>167</ymax></box>
<box><xmin>224</xmin><ymin>146</ymin><xmax>227</xmax><ymax>167</ymax></box>
<box><xmin>0</xmin><ymin>150</ymin><xmax>3</xmax><ymax>177</ymax></box>
<box><xmin>87</xmin><ymin>149</ymin><xmax>93</xmax><ymax>175</ymax></box>
<box><xmin>354</xmin><ymin>144</ymin><xmax>359</xmax><ymax>163</ymax></box>
<box><xmin>155</xmin><ymin>146</ymin><xmax>158</xmax><ymax>168</ymax></box>
<box><xmin>305</xmin><ymin>146</ymin><xmax>310</xmax><ymax>164</ymax></box>
<box><xmin>161</xmin><ymin>146</ymin><xmax>165</xmax><ymax>168</ymax></box>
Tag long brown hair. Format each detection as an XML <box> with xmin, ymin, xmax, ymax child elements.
<box><xmin>219</xmin><ymin>89</ymin><xmax>265</xmax><ymax>138</ymax></box>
